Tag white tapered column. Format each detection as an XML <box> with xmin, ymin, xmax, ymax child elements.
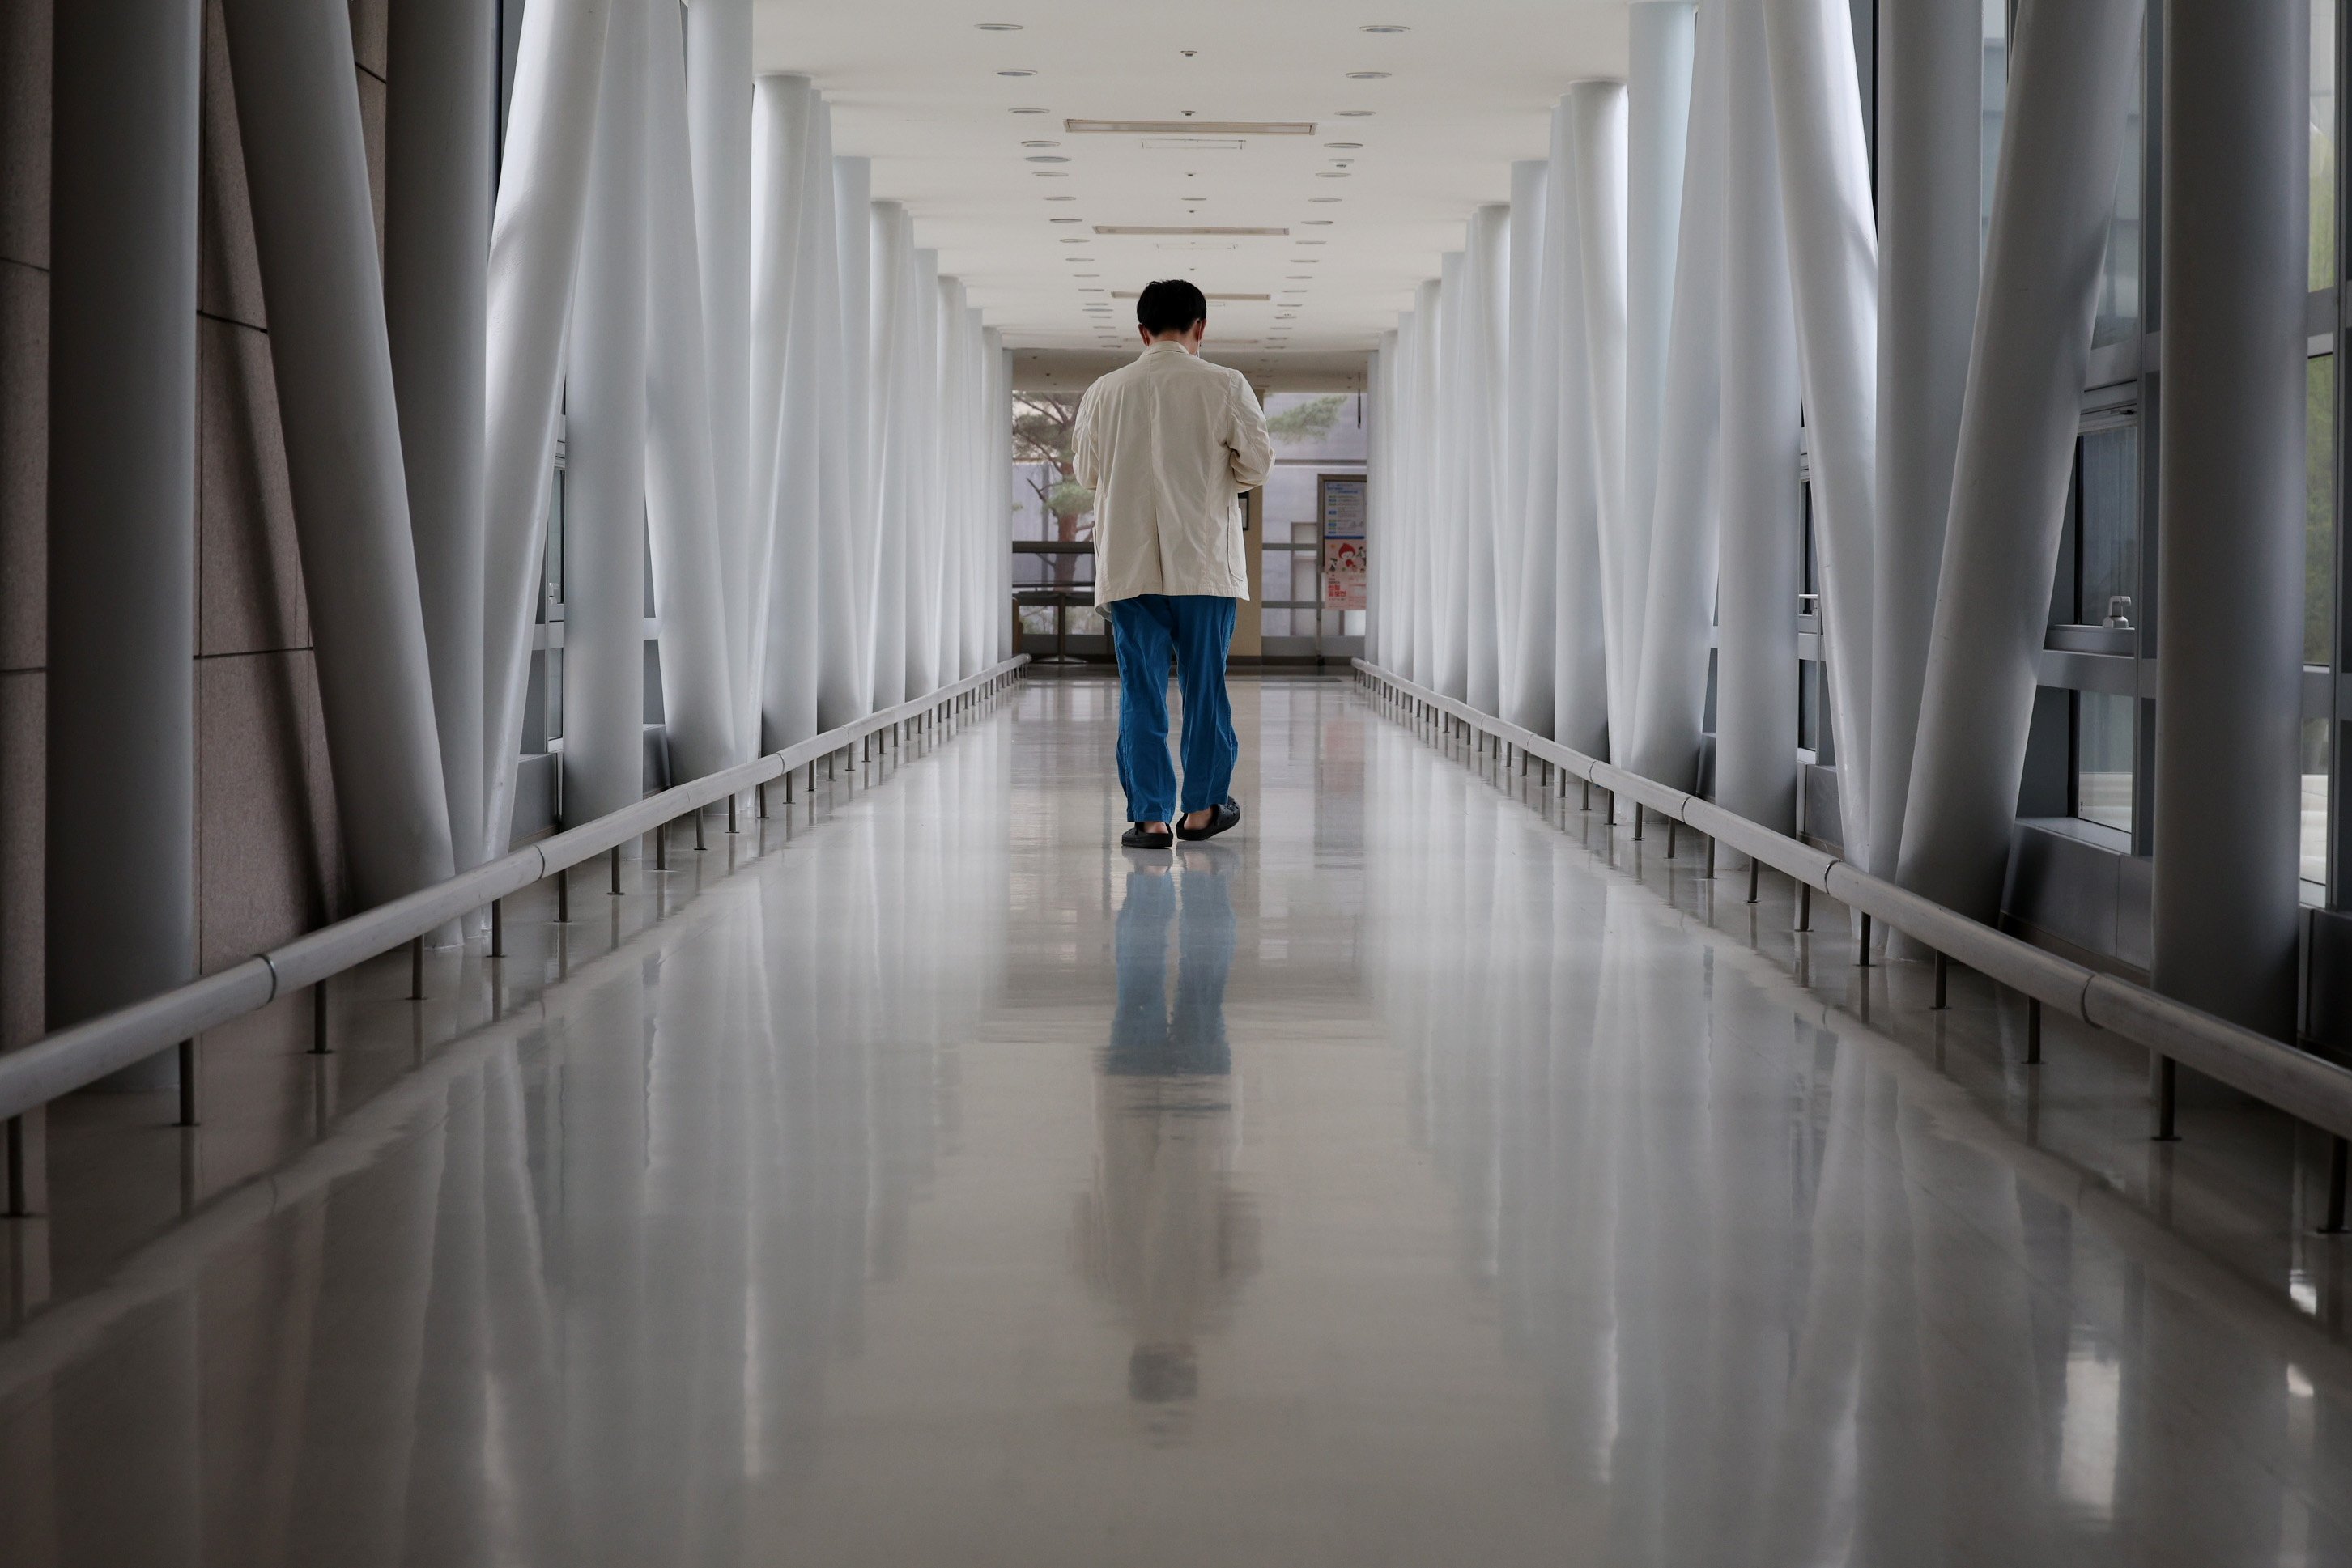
<box><xmin>563</xmin><ymin>0</ymin><xmax>648</xmax><ymax>827</ymax></box>
<box><xmin>1867</xmin><ymin>0</ymin><xmax>1983</xmax><ymax>886</ymax></box>
<box><xmin>869</xmin><ymin>203</ymin><xmax>912</xmax><ymax>708</ymax></box>
<box><xmin>1627</xmin><ymin>0</ymin><xmax>1727</xmax><ymax>791</ymax></box>
<box><xmin>1762</xmin><ymin>0</ymin><xmax>1878</xmax><ymax>861</ymax></box>
<box><xmin>751</xmin><ymin>74</ymin><xmax>823</xmax><ymax>746</ymax></box>
<box><xmin>219</xmin><ymin>0</ymin><xmax>458</xmax><ymax>907</ymax></box>
<box><xmin>992</xmin><ymin>331</ymin><xmax>1014</xmax><ymax>662</ymax></box>
<box><xmin>907</xmin><ymin>249</ymin><xmax>945</xmax><ymax>696</ymax></box>
<box><xmin>688</xmin><ymin>0</ymin><xmax>754</xmax><ymax>761</ymax></box>
<box><xmin>836</xmin><ymin>157</ymin><xmax>878</xmax><ymax>716</ymax></box>
<box><xmin>807</xmin><ymin>121</ymin><xmax>861</xmax><ymax>733</ymax></box>
<box><xmin>45</xmin><ymin>0</ymin><xmax>200</xmax><ymax>1057</ymax></box>
<box><xmin>2152</xmin><ymin>0</ymin><xmax>2306</xmax><ymax>1036</ymax></box>
<box><xmin>1566</xmin><ymin>81</ymin><xmax>1629</xmax><ymax>758</ymax></box>
<box><xmin>1463</xmin><ymin>211</ymin><xmax>1508</xmax><ymax>716</ymax></box>
<box><xmin>1714</xmin><ymin>0</ymin><xmax>1804</xmax><ymax>832</ymax></box>
<box><xmin>934</xmin><ymin>279</ymin><xmax>970</xmax><ymax>689</ymax></box>
<box><xmin>644</xmin><ymin>0</ymin><xmax>735</xmax><ymax>782</ymax></box>
<box><xmin>386</xmin><ymin>0</ymin><xmax>492</xmax><ymax>890</ymax></box>
<box><xmin>1433</xmin><ymin>253</ymin><xmax>1469</xmax><ymax>702</ymax></box>
<box><xmin>1409</xmin><ymin>282</ymin><xmax>1441</xmax><ymax>691</ymax></box>
<box><xmin>1620</xmin><ymin>2</ymin><xmax>1698</xmax><ymax>754</ymax></box>
<box><xmin>1896</xmin><ymin>0</ymin><xmax>2145</xmax><ymax>922</ymax></box>
<box><xmin>483</xmin><ymin>0</ymin><xmax>614</xmax><ymax>857</ymax></box>
<box><xmin>1368</xmin><ymin>334</ymin><xmax>1393</xmax><ymax>668</ymax></box>
<box><xmin>1505</xmin><ymin>160</ymin><xmax>1557</xmax><ymax>735</ymax></box>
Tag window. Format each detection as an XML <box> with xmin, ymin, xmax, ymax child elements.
<box><xmin>2315</xmin><ymin>0</ymin><xmax>2337</xmax><ymax>292</ymax></box>
<box><xmin>2078</xmin><ymin>425</ymin><xmax>2138</xmax><ymax>627</ymax></box>
<box><xmin>2091</xmin><ymin>32</ymin><xmax>2146</xmax><ymax>351</ymax></box>
<box><xmin>2075</xmin><ymin>692</ymin><xmax>2135</xmax><ymax>834</ymax></box>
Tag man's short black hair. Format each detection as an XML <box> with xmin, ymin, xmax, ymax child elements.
<box><xmin>1137</xmin><ymin>278</ymin><xmax>1208</xmax><ymax>337</ymax></box>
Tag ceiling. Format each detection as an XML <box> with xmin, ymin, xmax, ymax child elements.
<box><xmin>753</xmin><ymin>0</ymin><xmax>1628</xmax><ymax>374</ymax></box>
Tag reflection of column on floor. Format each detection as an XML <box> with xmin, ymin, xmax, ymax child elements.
<box><xmin>1231</xmin><ymin>484</ymin><xmax>1265</xmax><ymax>661</ymax></box>
<box><xmin>1076</xmin><ymin>860</ymin><xmax>1260</xmax><ymax>1409</ymax></box>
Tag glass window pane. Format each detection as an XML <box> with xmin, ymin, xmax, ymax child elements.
<box><xmin>2316</xmin><ymin>0</ymin><xmax>2337</xmax><ymax>291</ymax></box>
<box><xmin>2075</xmin><ymin>692</ymin><xmax>2134</xmax><ymax>833</ymax></box>
<box><xmin>2304</xmin><ymin>717</ymin><xmax>2332</xmax><ymax>886</ymax></box>
<box><xmin>2312</xmin><ymin>354</ymin><xmax>2337</xmax><ymax>665</ymax></box>
<box><xmin>2079</xmin><ymin>426</ymin><xmax>2139</xmax><ymax>625</ymax></box>
<box><xmin>2091</xmin><ymin>31</ymin><xmax>2145</xmax><ymax>351</ymax></box>
<box><xmin>1982</xmin><ymin>0</ymin><xmax>2006</xmax><ymax>262</ymax></box>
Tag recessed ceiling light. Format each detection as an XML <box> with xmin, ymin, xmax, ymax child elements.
<box><xmin>976</xmin><ymin>20</ymin><xmax>1023</xmax><ymax>30</ymax></box>
<box><xmin>1026</xmin><ymin>155</ymin><xmax>1069</xmax><ymax>163</ymax></box>
<box><xmin>1287</xmin><ymin>274</ymin><xmax>1312</xmax><ymax>279</ymax></box>
<box><xmin>1359</xmin><ymin>23</ymin><xmax>1410</xmax><ymax>32</ymax></box>
<box><xmin>1033</xmin><ymin>170</ymin><xmax>1068</xmax><ymax>178</ymax></box>
<box><xmin>1079</xmin><ymin>287</ymin><xmax>1108</xmax><ymax>292</ymax></box>
<box><xmin>1346</xmin><ymin>70</ymin><xmax>1390</xmax><ymax>80</ymax></box>
<box><xmin>1011</xmin><ymin>106</ymin><xmax>1050</xmax><ymax>114</ymax></box>
<box><xmin>1297</xmin><ymin>240</ymin><xmax>1329</xmax><ymax>245</ymax></box>
<box><xmin>1095</xmin><ymin>224</ymin><xmax>1286</xmax><ymax>236</ymax></box>
<box><xmin>997</xmin><ymin>68</ymin><xmax>1037</xmax><ymax>77</ymax></box>
<box><xmin>1066</xmin><ymin>118</ymin><xmax>1315</xmax><ymax>136</ymax></box>
<box><xmin>1044</xmin><ymin>194</ymin><xmax>1077</xmax><ymax>201</ymax></box>
<box><xmin>1022</xmin><ymin>138</ymin><xmax>1061</xmax><ymax>147</ymax></box>
<box><xmin>1325</xmin><ymin>142</ymin><xmax>1364</xmax><ymax>150</ymax></box>
<box><xmin>1334</xmin><ymin>109</ymin><xmax>1375</xmax><ymax>117</ymax></box>
<box><xmin>1064</xmin><ymin>256</ymin><xmax>1093</xmax><ymax>261</ymax></box>
<box><xmin>1058</xmin><ymin>237</ymin><xmax>1087</xmax><ymax>244</ymax></box>
<box><xmin>1051</xmin><ymin>216</ymin><xmax>1083</xmax><ymax>223</ymax></box>
<box><xmin>1301</xmin><ymin>219</ymin><xmax>1334</xmax><ymax>226</ymax></box>
<box><xmin>1316</xmin><ymin>172</ymin><xmax>1350</xmax><ymax>179</ymax></box>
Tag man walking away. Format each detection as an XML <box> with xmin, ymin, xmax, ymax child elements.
<box><xmin>1074</xmin><ymin>279</ymin><xmax>1274</xmax><ymax>851</ymax></box>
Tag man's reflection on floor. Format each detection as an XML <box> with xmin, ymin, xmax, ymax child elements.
<box><xmin>1074</xmin><ymin>848</ymin><xmax>1261</xmax><ymax>1438</ymax></box>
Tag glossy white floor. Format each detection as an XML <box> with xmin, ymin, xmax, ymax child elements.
<box><xmin>3</xmin><ymin>673</ymin><xmax>2351</xmax><ymax>1565</ymax></box>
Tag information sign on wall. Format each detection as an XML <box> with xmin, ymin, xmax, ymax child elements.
<box><xmin>1319</xmin><ymin>475</ymin><xmax>1367</xmax><ymax>612</ymax></box>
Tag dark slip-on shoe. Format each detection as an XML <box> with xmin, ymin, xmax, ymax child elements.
<box><xmin>1121</xmin><ymin>822</ymin><xmax>1175</xmax><ymax>850</ymax></box>
<box><xmin>1175</xmin><ymin>800</ymin><xmax>1241</xmax><ymax>843</ymax></box>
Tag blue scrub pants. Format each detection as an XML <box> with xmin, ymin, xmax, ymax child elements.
<box><xmin>1107</xmin><ymin>594</ymin><xmax>1238</xmax><ymax>824</ymax></box>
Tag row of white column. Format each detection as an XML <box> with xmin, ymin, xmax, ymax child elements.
<box><xmin>45</xmin><ymin>0</ymin><xmax>1014</xmax><ymax>1055</ymax></box>
<box><xmin>1368</xmin><ymin>0</ymin><xmax>2309</xmax><ymax>1035</ymax></box>
<box><xmin>493</xmin><ymin>3</ymin><xmax>1013</xmax><ymax>856</ymax></box>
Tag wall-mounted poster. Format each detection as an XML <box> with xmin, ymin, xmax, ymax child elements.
<box><xmin>1319</xmin><ymin>474</ymin><xmax>1367</xmax><ymax>612</ymax></box>
<box><xmin>1324</xmin><ymin>538</ymin><xmax>1367</xmax><ymax>610</ymax></box>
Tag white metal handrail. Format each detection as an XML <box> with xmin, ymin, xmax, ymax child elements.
<box><xmin>1354</xmin><ymin>658</ymin><xmax>2352</xmax><ymax>1150</ymax></box>
<box><xmin>0</xmin><ymin>657</ymin><xmax>1028</xmax><ymax>1132</ymax></box>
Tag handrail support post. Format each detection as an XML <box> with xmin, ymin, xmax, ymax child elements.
<box><xmin>177</xmin><ymin>1039</ymin><xmax>199</xmax><ymax>1127</ymax></box>
<box><xmin>2153</xmin><ymin>1055</ymin><xmax>2180</xmax><ymax>1141</ymax></box>
<box><xmin>2324</xmin><ymin>1136</ymin><xmax>2349</xmax><ymax>1234</ymax></box>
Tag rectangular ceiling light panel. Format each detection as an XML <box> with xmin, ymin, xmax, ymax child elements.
<box><xmin>1094</xmin><ymin>226</ymin><xmax>1288</xmax><ymax>237</ymax></box>
<box><xmin>1065</xmin><ymin>120</ymin><xmax>1314</xmax><ymax>136</ymax></box>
